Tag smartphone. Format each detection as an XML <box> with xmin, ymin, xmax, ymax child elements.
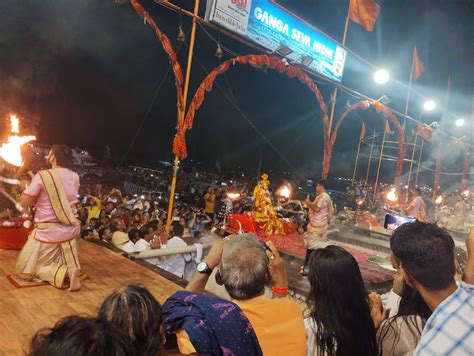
<box><xmin>302</xmin><ymin>249</ymin><xmax>316</xmax><ymax>277</ymax></box>
<box><xmin>384</xmin><ymin>214</ymin><xmax>416</xmax><ymax>231</ymax></box>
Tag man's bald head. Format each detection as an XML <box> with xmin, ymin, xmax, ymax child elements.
<box><xmin>219</xmin><ymin>234</ymin><xmax>269</xmax><ymax>300</ymax></box>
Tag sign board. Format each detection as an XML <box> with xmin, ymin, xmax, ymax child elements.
<box><xmin>205</xmin><ymin>0</ymin><xmax>347</xmax><ymax>82</ymax></box>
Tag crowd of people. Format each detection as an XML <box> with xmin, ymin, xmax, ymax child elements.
<box><xmin>27</xmin><ymin>223</ymin><xmax>473</xmax><ymax>355</ymax></box>
<box><xmin>1</xmin><ymin>145</ymin><xmax>473</xmax><ymax>355</ymax></box>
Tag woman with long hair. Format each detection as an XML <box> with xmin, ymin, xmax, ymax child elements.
<box><xmin>377</xmin><ymin>282</ymin><xmax>431</xmax><ymax>355</ymax></box>
<box><xmin>305</xmin><ymin>245</ymin><xmax>377</xmax><ymax>356</ymax></box>
<box><xmin>98</xmin><ymin>284</ymin><xmax>163</xmax><ymax>356</ymax></box>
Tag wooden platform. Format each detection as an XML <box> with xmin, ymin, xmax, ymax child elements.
<box><xmin>0</xmin><ymin>240</ymin><xmax>182</xmax><ymax>355</ymax></box>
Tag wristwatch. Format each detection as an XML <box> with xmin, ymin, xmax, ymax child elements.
<box><xmin>196</xmin><ymin>261</ymin><xmax>213</xmax><ymax>275</ymax></box>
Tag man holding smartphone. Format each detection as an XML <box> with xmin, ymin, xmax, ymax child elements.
<box><xmin>304</xmin><ymin>179</ymin><xmax>333</xmax><ymax>246</ymax></box>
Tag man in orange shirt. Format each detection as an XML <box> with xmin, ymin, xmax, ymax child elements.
<box><xmin>173</xmin><ymin>234</ymin><xmax>307</xmax><ymax>355</ymax></box>
<box><xmin>203</xmin><ymin>187</ymin><xmax>216</xmax><ymax>220</ymax></box>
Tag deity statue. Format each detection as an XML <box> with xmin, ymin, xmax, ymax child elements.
<box><xmin>252</xmin><ymin>174</ymin><xmax>283</xmax><ymax>235</ymax></box>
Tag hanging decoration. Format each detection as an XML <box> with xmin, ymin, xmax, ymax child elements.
<box><xmin>175</xmin><ymin>54</ymin><xmax>330</xmax><ymax>159</ymax></box>
<box><xmin>128</xmin><ymin>0</ymin><xmax>185</xmax><ymax>125</ymax></box>
<box><xmin>416</xmin><ymin>124</ymin><xmax>434</xmax><ymax>142</ymax></box>
<box><xmin>322</xmin><ymin>100</ymin><xmax>405</xmax><ymax>186</ymax></box>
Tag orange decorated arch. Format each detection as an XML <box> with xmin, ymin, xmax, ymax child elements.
<box><xmin>322</xmin><ymin>100</ymin><xmax>405</xmax><ymax>185</ymax></box>
<box><xmin>173</xmin><ymin>54</ymin><xmax>330</xmax><ymax>159</ymax></box>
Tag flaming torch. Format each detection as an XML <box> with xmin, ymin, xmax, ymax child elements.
<box><xmin>462</xmin><ymin>190</ymin><xmax>470</xmax><ymax>198</ymax></box>
<box><xmin>386</xmin><ymin>188</ymin><xmax>398</xmax><ymax>203</ymax></box>
<box><xmin>0</xmin><ymin>114</ymin><xmax>36</xmax><ymax>167</ymax></box>
<box><xmin>435</xmin><ymin>195</ymin><xmax>443</xmax><ymax>205</ymax></box>
<box><xmin>227</xmin><ymin>192</ymin><xmax>241</xmax><ymax>201</ymax></box>
<box><xmin>277</xmin><ymin>184</ymin><xmax>292</xmax><ymax>200</ymax></box>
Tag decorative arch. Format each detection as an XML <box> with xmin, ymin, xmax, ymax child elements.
<box><xmin>173</xmin><ymin>54</ymin><xmax>330</xmax><ymax>159</ymax></box>
<box><xmin>321</xmin><ymin>100</ymin><xmax>405</xmax><ymax>186</ymax></box>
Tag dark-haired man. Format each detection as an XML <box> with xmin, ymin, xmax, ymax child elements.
<box><xmin>304</xmin><ymin>179</ymin><xmax>334</xmax><ymax>245</ymax></box>
<box><xmin>15</xmin><ymin>145</ymin><xmax>82</xmax><ymax>291</ymax></box>
<box><xmin>391</xmin><ymin>222</ymin><xmax>473</xmax><ymax>355</ymax></box>
<box><xmin>159</xmin><ymin>224</ymin><xmax>192</xmax><ymax>278</ymax></box>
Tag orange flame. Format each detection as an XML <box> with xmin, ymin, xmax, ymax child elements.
<box><xmin>277</xmin><ymin>185</ymin><xmax>292</xmax><ymax>199</ymax></box>
<box><xmin>227</xmin><ymin>192</ymin><xmax>241</xmax><ymax>200</ymax></box>
<box><xmin>386</xmin><ymin>188</ymin><xmax>398</xmax><ymax>202</ymax></box>
<box><xmin>0</xmin><ymin>114</ymin><xmax>36</xmax><ymax>167</ymax></box>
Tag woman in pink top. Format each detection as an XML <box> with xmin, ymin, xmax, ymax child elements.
<box><xmin>15</xmin><ymin>145</ymin><xmax>82</xmax><ymax>291</ymax></box>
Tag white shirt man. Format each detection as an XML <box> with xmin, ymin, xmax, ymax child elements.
<box><xmin>159</xmin><ymin>225</ymin><xmax>192</xmax><ymax>278</ymax></box>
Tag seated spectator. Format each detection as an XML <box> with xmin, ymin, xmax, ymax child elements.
<box><xmin>28</xmin><ymin>316</ymin><xmax>132</xmax><ymax>356</ymax></box>
<box><xmin>88</xmin><ymin>217</ymin><xmax>99</xmax><ymax>231</ymax></box>
<box><xmin>159</xmin><ymin>224</ymin><xmax>192</xmax><ymax>278</ymax></box>
<box><xmin>391</xmin><ymin>222</ymin><xmax>474</xmax><ymax>355</ymax></box>
<box><xmin>80</xmin><ymin>229</ymin><xmax>94</xmax><ymax>241</ymax></box>
<box><xmin>175</xmin><ymin>234</ymin><xmax>307</xmax><ymax>355</ymax></box>
<box><xmin>98</xmin><ymin>285</ymin><xmax>163</xmax><ymax>356</ymax></box>
<box><xmin>128</xmin><ymin>228</ymin><xmax>140</xmax><ymax>245</ymax></box>
<box><xmin>305</xmin><ymin>245</ymin><xmax>378</xmax><ymax>356</ymax></box>
<box><xmin>98</xmin><ymin>227</ymin><xmax>112</xmax><ymax>243</ymax></box>
<box><xmin>189</xmin><ymin>211</ymin><xmax>211</xmax><ymax>238</ymax></box>
<box><xmin>134</xmin><ymin>225</ymin><xmax>161</xmax><ymax>265</ymax></box>
<box><xmin>110</xmin><ymin>218</ymin><xmax>135</xmax><ymax>253</ymax></box>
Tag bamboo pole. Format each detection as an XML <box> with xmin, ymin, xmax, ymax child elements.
<box><xmin>327</xmin><ymin>14</ymin><xmax>350</xmax><ymax>136</ymax></box>
<box><xmin>352</xmin><ymin>130</ymin><xmax>363</xmax><ymax>182</ymax></box>
<box><xmin>165</xmin><ymin>0</ymin><xmax>200</xmax><ymax>233</ymax></box>
<box><xmin>365</xmin><ymin>128</ymin><xmax>376</xmax><ymax>184</ymax></box>
<box><xmin>414</xmin><ymin>139</ymin><xmax>424</xmax><ymax>187</ymax></box>
<box><xmin>373</xmin><ymin>124</ymin><xmax>388</xmax><ymax>203</ymax></box>
<box><xmin>406</xmin><ymin>134</ymin><xmax>418</xmax><ymax>192</ymax></box>
<box><xmin>131</xmin><ymin>243</ymin><xmax>213</xmax><ymax>259</ymax></box>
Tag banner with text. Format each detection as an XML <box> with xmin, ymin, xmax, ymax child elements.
<box><xmin>205</xmin><ymin>0</ymin><xmax>347</xmax><ymax>82</ymax></box>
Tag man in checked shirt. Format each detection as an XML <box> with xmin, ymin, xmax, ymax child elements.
<box><xmin>390</xmin><ymin>221</ymin><xmax>474</xmax><ymax>355</ymax></box>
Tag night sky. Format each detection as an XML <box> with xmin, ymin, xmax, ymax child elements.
<box><xmin>0</xmin><ymin>0</ymin><xmax>472</xmax><ymax>185</ymax></box>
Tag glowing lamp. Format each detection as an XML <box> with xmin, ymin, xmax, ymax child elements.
<box><xmin>423</xmin><ymin>100</ymin><xmax>436</xmax><ymax>112</ymax></box>
<box><xmin>455</xmin><ymin>118</ymin><xmax>465</xmax><ymax>127</ymax></box>
<box><xmin>374</xmin><ymin>69</ymin><xmax>390</xmax><ymax>84</ymax></box>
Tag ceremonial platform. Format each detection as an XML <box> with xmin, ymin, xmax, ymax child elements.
<box><xmin>0</xmin><ymin>239</ymin><xmax>182</xmax><ymax>355</ymax></box>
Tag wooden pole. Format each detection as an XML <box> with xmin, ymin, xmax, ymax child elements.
<box><xmin>433</xmin><ymin>77</ymin><xmax>451</xmax><ymax>200</ymax></box>
<box><xmin>352</xmin><ymin>130</ymin><xmax>363</xmax><ymax>182</ymax></box>
<box><xmin>327</xmin><ymin>12</ymin><xmax>350</xmax><ymax>138</ymax></box>
<box><xmin>373</xmin><ymin>123</ymin><xmax>388</xmax><ymax>203</ymax></box>
<box><xmin>166</xmin><ymin>0</ymin><xmax>200</xmax><ymax>233</ymax></box>
<box><xmin>365</xmin><ymin>128</ymin><xmax>376</xmax><ymax>184</ymax></box>
<box><xmin>414</xmin><ymin>139</ymin><xmax>424</xmax><ymax>187</ymax></box>
<box><xmin>406</xmin><ymin>134</ymin><xmax>418</xmax><ymax>191</ymax></box>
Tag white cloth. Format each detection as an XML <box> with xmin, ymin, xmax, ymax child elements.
<box><xmin>134</xmin><ymin>239</ymin><xmax>159</xmax><ymax>266</ymax></box>
<box><xmin>159</xmin><ymin>236</ymin><xmax>192</xmax><ymax>278</ymax></box>
<box><xmin>385</xmin><ymin>289</ymin><xmax>402</xmax><ymax>318</ymax></box>
<box><xmin>304</xmin><ymin>317</ymin><xmax>333</xmax><ymax>356</ymax></box>
<box><xmin>378</xmin><ymin>315</ymin><xmax>424</xmax><ymax>356</ymax></box>
<box><xmin>118</xmin><ymin>241</ymin><xmax>136</xmax><ymax>253</ymax></box>
<box><xmin>193</xmin><ymin>243</ymin><xmax>203</xmax><ymax>263</ymax></box>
